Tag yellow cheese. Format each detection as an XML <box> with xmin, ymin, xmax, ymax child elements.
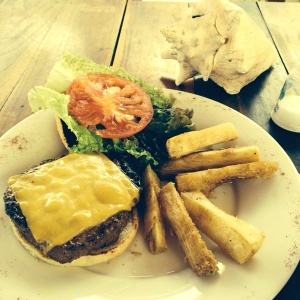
<box><xmin>8</xmin><ymin>153</ymin><xmax>139</xmax><ymax>252</ymax></box>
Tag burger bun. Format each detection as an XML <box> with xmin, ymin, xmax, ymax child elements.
<box><xmin>10</xmin><ymin>208</ymin><xmax>139</xmax><ymax>267</ymax></box>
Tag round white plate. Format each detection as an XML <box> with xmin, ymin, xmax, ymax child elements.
<box><xmin>0</xmin><ymin>90</ymin><xmax>299</xmax><ymax>300</ymax></box>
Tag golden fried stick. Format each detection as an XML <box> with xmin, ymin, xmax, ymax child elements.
<box><xmin>181</xmin><ymin>191</ymin><xmax>265</xmax><ymax>264</ymax></box>
<box><xmin>142</xmin><ymin>165</ymin><xmax>167</xmax><ymax>254</ymax></box>
<box><xmin>158</xmin><ymin>182</ymin><xmax>218</xmax><ymax>276</ymax></box>
<box><xmin>160</xmin><ymin>146</ymin><xmax>260</xmax><ymax>176</ymax></box>
<box><xmin>166</xmin><ymin>122</ymin><xmax>238</xmax><ymax>159</ymax></box>
<box><xmin>176</xmin><ymin>161</ymin><xmax>279</xmax><ymax>196</ymax></box>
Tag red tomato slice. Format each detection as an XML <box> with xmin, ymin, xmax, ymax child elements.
<box><xmin>66</xmin><ymin>73</ymin><xmax>154</xmax><ymax>139</ymax></box>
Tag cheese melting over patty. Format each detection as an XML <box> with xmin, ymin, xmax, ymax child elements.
<box><xmin>8</xmin><ymin>153</ymin><xmax>139</xmax><ymax>251</ymax></box>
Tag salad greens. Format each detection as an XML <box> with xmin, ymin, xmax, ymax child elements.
<box><xmin>28</xmin><ymin>53</ymin><xmax>194</xmax><ymax>170</ymax></box>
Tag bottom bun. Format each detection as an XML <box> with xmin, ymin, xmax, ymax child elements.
<box><xmin>55</xmin><ymin>116</ymin><xmax>75</xmax><ymax>150</ymax></box>
<box><xmin>11</xmin><ymin>208</ymin><xmax>139</xmax><ymax>267</ymax></box>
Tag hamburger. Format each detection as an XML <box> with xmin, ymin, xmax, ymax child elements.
<box><xmin>4</xmin><ymin>153</ymin><xmax>140</xmax><ymax>266</ymax></box>
<box><xmin>4</xmin><ymin>53</ymin><xmax>194</xmax><ymax>266</ymax></box>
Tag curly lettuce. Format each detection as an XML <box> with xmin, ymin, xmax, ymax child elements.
<box><xmin>28</xmin><ymin>53</ymin><xmax>195</xmax><ymax>170</ymax></box>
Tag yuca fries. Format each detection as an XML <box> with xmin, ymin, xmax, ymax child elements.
<box><xmin>160</xmin><ymin>146</ymin><xmax>260</xmax><ymax>176</ymax></box>
<box><xmin>176</xmin><ymin>161</ymin><xmax>279</xmax><ymax>195</ymax></box>
<box><xmin>142</xmin><ymin>165</ymin><xmax>167</xmax><ymax>254</ymax></box>
<box><xmin>181</xmin><ymin>191</ymin><xmax>265</xmax><ymax>264</ymax></box>
<box><xmin>140</xmin><ymin>119</ymin><xmax>279</xmax><ymax>275</ymax></box>
<box><xmin>158</xmin><ymin>182</ymin><xmax>218</xmax><ymax>276</ymax></box>
<box><xmin>166</xmin><ymin>122</ymin><xmax>238</xmax><ymax>159</ymax></box>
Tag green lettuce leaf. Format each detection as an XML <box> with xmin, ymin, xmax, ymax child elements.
<box><xmin>28</xmin><ymin>53</ymin><xmax>194</xmax><ymax>170</ymax></box>
<box><xmin>45</xmin><ymin>52</ymin><xmax>172</xmax><ymax>109</ymax></box>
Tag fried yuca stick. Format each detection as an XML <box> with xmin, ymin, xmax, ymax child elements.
<box><xmin>181</xmin><ymin>191</ymin><xmax>265</xmax><ymax>264</ymax></box>
<box><xmin>160</xmin><ymin>146</ymin><xmax>260</xmax><ymax>176</ymax></box>
<box><xmin>143</xmin><ymin>165</ymin><xmax>167</xmax><ymax>255</ymax></box>
<box><xmin>158</xmin><ymin>182</ymin><xmax>218</xmax><ymax>276</ymax></box>
<box><xmin>176</xmin><ymin>161</ymin><xmax>279</xmax><ymax>196</ymax></box>
<box><xmin>166</xmin><ymin>122</ymin><xmax>238</xmax><ymax>159</ymax></box>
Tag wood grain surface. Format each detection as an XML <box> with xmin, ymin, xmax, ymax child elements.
<box><xmin>259</xmin><ymin>2</ymin><xmax>300</xmax><ymax>72</ymax></box>
<box><xmin>113</xmin><ymin>1</ymin><xmax>195</xmax><ymax>92</ymax></box>
<box><xmin>0</xmin><ymin>0</ymin><xmax>126</xmax><ymax>136</ymax></box>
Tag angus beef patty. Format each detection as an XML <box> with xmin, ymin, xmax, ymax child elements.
<box><xmin>3</xmin><ymin>153</ymin><xmax>140</xmax><ymax>266</ymax></box>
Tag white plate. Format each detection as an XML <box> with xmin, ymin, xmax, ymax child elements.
<box><xmin>0</xmin><ymin>90</ymin><xmax>299</xmax><ymax>300</ymax></box>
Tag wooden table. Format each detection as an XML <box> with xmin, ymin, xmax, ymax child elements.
<box><xmin>0</xmin><ymin>0</ymin><xmax>127</xmax><ymax>135</ymax></box>
<box><xmin>0</xmin><ymin>1</ymin><xmax>299</xmax><ymax>299</ymax></box>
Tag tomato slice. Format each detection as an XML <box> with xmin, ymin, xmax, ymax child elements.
<box><xmin>66</xmin><ymin>73</ymin><xmax>154</xmax><ymax>139</ymax></box>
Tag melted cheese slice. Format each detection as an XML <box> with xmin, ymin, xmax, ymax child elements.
<box><xmin>8</xmin><ymin>153</ymin><xmax>139</xmax><ymax>252</ymax></box>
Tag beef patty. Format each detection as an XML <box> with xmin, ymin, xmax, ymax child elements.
<box><xmin>3</xmin><ymin>155</ymin><xmax>141</xmax><ymax>264</ymax></box>
<box><xmin>4</xmin><ymin>188</ymin><xmax>131</xmax><ymax>264</ymax></box>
